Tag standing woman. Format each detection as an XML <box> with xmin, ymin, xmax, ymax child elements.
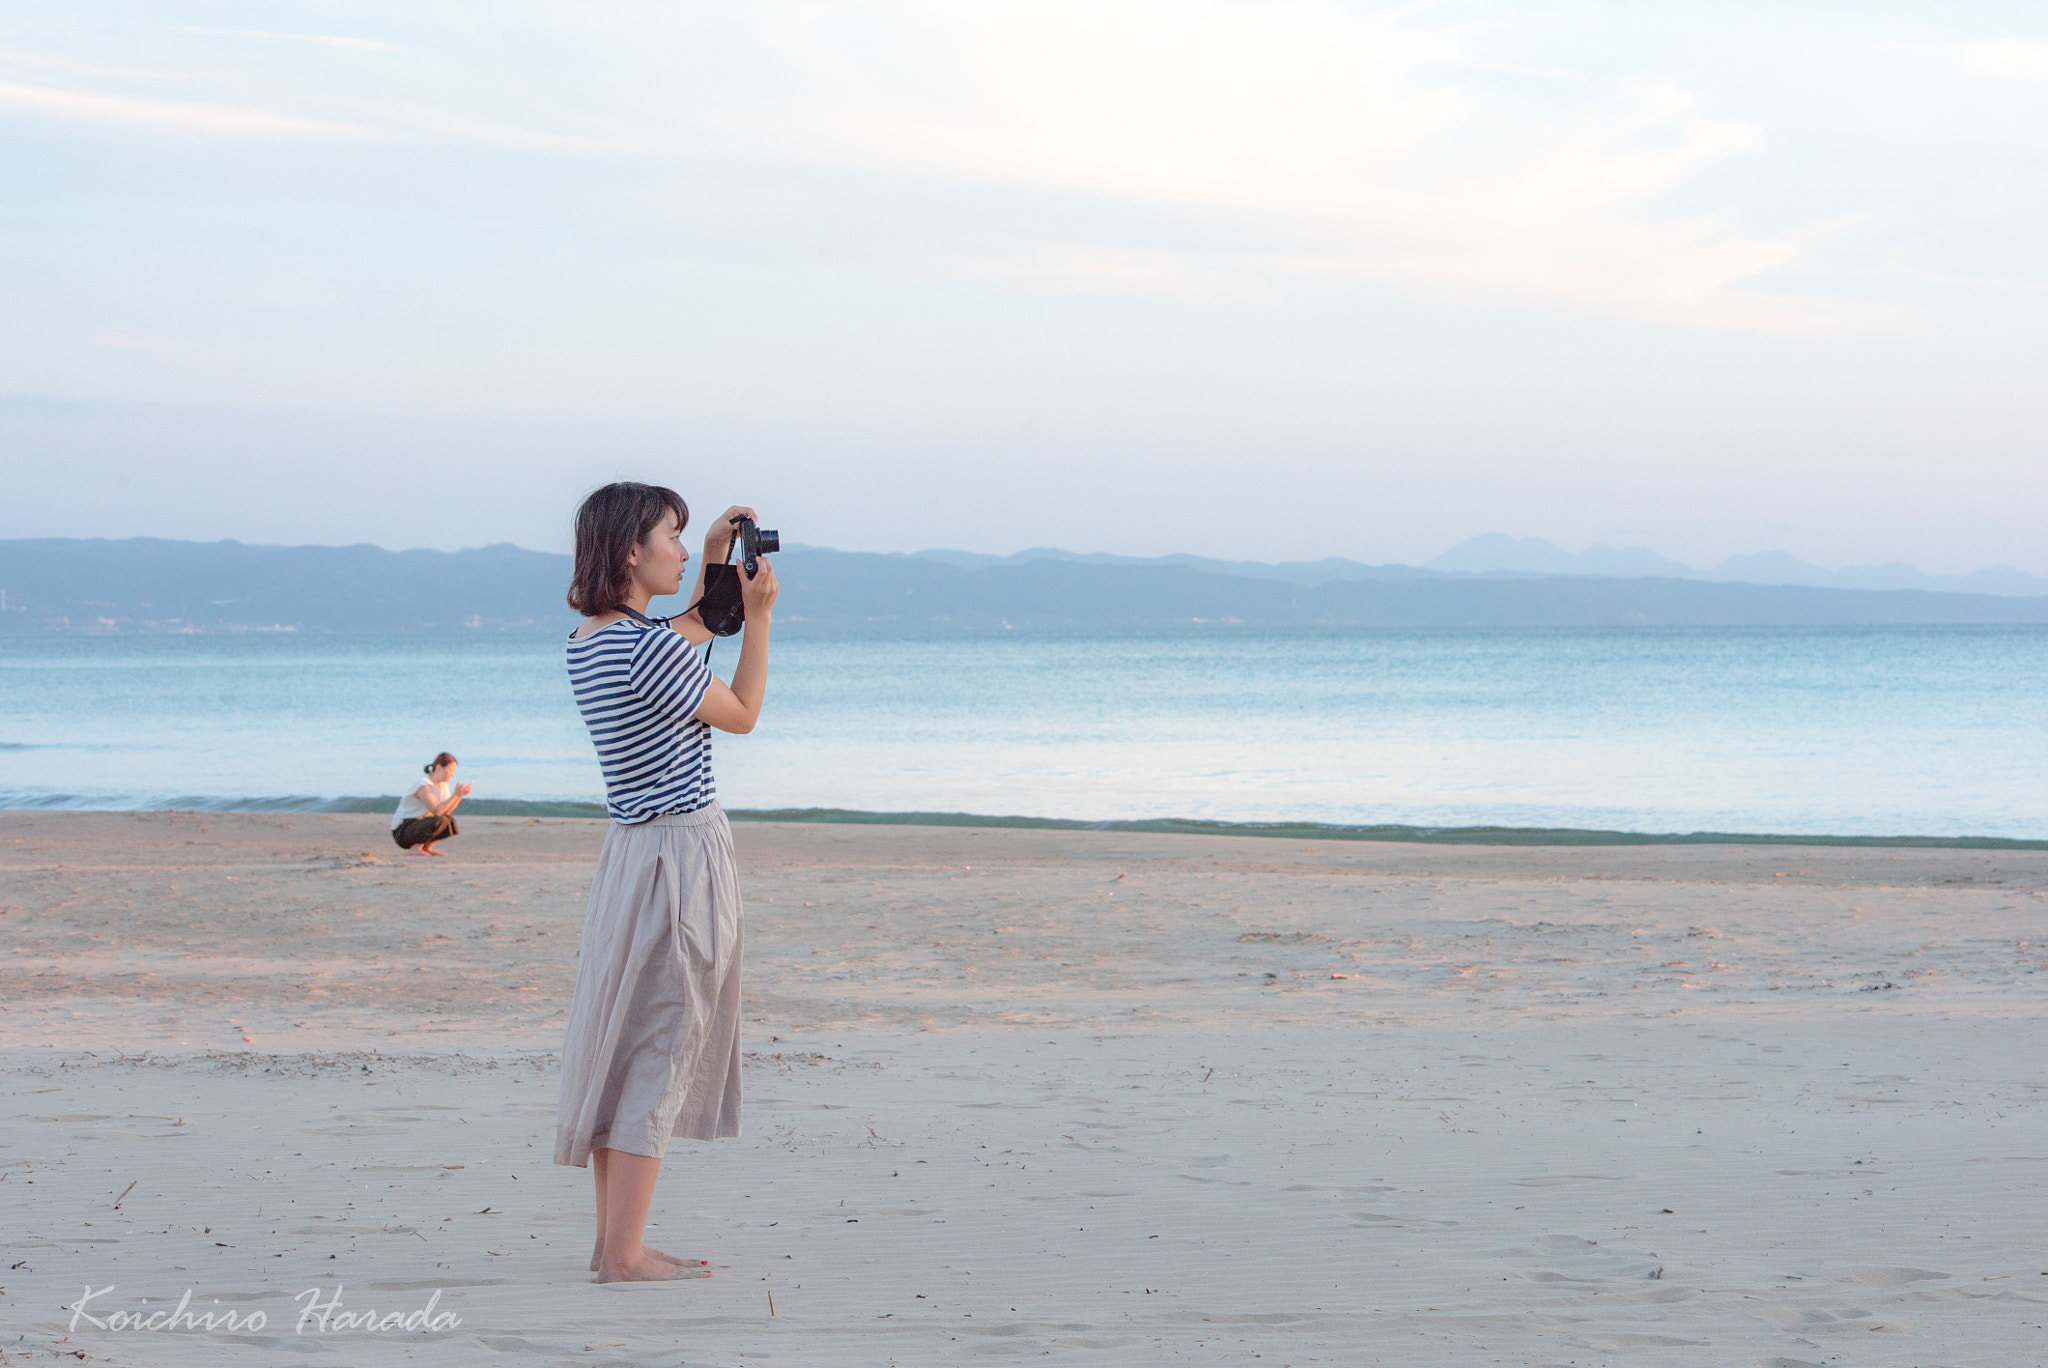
<box><xmin>553</xmin><ymin>481</ymin><xmax>778</xmax><ymax>1284</ymax></box>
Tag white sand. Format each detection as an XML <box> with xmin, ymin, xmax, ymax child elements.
<box><xmin>3</xmin><ymin>811</ymin><xmax>2045</xmax><ymax>1365</ymax></box>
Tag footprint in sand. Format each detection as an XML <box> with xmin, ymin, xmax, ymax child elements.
<box><xmin>1846</xmin><ymin>1266</ymin><xmax>1950</xmax><ymax>1286</ymax></box>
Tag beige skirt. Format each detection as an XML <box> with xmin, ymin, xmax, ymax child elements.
<box><xmin>553</xmin><ymin>804</ymin><xmax>743</xmax><ymax>1168</ymax></box>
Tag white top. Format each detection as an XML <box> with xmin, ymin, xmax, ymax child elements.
<box><xmin>392</xmin><ymin>777</ymin><xmax>450</xmax><ymax>829</ymax></box>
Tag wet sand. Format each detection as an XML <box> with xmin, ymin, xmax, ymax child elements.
<box><xmin>3</xmin><ymin>811</ymin><xmax>2044</xmax><ymax>1365</ymax></box>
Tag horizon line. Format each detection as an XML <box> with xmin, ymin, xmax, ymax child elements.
<box><xmin>2</xmin><ymin>531</ymin><xmax>2043</xmax><ymax>586</ymax></box>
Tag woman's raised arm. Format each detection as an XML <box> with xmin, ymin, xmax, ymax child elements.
<box><xmin>692</xmin><ymin>559</ymin><xmax>777</xmax><ymax>734</ymax></box>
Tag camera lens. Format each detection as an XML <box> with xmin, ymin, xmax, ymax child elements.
<box><xmin>756</xmin><ymin>529</ymin><xmax>780</xmax><ymax>555</ymax></box>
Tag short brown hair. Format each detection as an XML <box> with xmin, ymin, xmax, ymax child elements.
<box><xmin>425</xmin><ymin>752</ymin><xmax>457</xmax><ymax>775</ymax></box>
<box><xmin>567</xmin><ymin>482</ymin><xmax>690</xmax><ymax>615</ymax></box>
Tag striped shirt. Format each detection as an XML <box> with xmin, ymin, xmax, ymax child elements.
<box><xmin>566</xmin><ymin>618</ymin><xmax>716</xmax><ymax>823</ymax></box>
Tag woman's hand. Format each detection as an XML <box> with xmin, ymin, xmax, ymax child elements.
<box><xmin>741</xmin><ymin>556</ymin><xmax>778</xmax><ymax>618</ymax></box>
<box><xmin>703</xmin><ymin>506</ymin><xmax>757</xmax><ymax>559</ymax></box>
<box><xmin>456</xmin><ymin>782</ymin><xmax>473</xmax><ymax>797</ymax></box>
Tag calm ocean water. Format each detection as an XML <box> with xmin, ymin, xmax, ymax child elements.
<box><xmin>1</xmin><ymin>628</ymin><xmax>2043</xmax><ymax>838</ymax></box>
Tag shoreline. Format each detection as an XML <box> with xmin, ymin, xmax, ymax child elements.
<box><xmin>1</xmin><ymin>794</ymin><xmax>2043</xmax><ymax>849</ymax></box>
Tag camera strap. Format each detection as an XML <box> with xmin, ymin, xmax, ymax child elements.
<box><xmin>691</xmin><ymin>532</ymin><xmax>750</xmax><ymax>669</ymax></box>
<box><xmin>619</xmin><ymin>599</ymin><xmax>723</xmax><ymax>675</ymax></box>
<box><xmin>620</xmin><ymin>524</ymin><xmax>740</xmax><ymax>673</ymax></box>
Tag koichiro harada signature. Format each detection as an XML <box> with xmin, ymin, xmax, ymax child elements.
<box><xmin>68</xmin><ymin>1284</ymin><xmax>462</xmax><ymax>1334</ymax></box>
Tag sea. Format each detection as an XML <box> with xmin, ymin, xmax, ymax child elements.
<box><xmin>1</xmin><ymin>627</ymin><xmax>2044</xmax><ymax>840</ymax></box>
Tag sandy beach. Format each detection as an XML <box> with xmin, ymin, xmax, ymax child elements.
<box><xmin>3</xmin><ymin>810</ymin><xmax>2044</xmax><ymax>1366</ymax></box>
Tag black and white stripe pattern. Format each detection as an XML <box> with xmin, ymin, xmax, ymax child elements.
<box><xmin>566</xmin><ymin>618</ymin><xmax>715</xmax><ymax>823</ymax></box>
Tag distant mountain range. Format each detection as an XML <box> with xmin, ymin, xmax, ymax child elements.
<box><xmin>1424</xmin><ymin>533</ymin><xmax>2048</xmax><ymax>597</ymax></box>
<box><xmin>924</xmin><ymin>537</ymin><xmax>2048</xmax><ymax>597</ymax></box>
<box><xmin>2</xmin><ymin>536</ymin><xmax>2046</xmax><ymax>633</ymax></box>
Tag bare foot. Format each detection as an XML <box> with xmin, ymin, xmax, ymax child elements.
<box><xmin>596</xmin><ymin>1251</ymin><xmax>711</xmax><ymax>1283</ymax></box>
<box><xmin>592</xmin><ymin>1241</ymin><xmax>708</xmax><ymax>1273</ymax></box>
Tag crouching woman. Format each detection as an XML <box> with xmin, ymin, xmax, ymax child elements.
<box><xmin>391</xmin><ymin>753</ymin><xmax>469</xmax><ymax>856</ymax></box>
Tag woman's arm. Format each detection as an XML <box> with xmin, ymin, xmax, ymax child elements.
<box><xmin>418</xmin><ymin>782</ymin><xmax>471</xmax><ymax>816</ymax></box>
<box><xmin>693</xmin><ymin>559</ymin><xmax>777</xmax><ymax>734</ymax></box>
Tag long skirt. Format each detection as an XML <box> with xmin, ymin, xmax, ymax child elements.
<box><xmin>553</xmin><ymin>804</ymin><xmax>743</xmax><ymax>1168</ymax></box>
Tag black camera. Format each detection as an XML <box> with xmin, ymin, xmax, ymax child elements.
<box><xmin>735</xmin><ymin>516</ymin><xmax>779</xmax><ymax>578</ymax></box>
<box><xmin>693</xmin><ymin>515</ymin><xmax>780</xmax><ymax>638</ymax></box>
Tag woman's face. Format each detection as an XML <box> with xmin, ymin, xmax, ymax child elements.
<box><xmin>630</xmin><ymin>510</ymin><xmax>689</xmax><ymax>598</ymax></box>
<box><xmin>433</xmin><ymin>761</ymin><xmax>456</xmax><ymax>783</ymax></box>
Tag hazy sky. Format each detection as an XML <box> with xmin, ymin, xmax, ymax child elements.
<box><xmin>3</xmin><ymin>2</ymin><xmax>2044</xmax><ymax>571</ymax></box>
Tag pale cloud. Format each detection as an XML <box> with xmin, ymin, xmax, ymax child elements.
<box><xmin>0</xmin><ymin>76</ymin><xmax>363</xmax><ymax>138</ymax></box>
<box><xmin>1850</xmin><ymin>35</ymin><xmax>2048</xmax><ymax>149</ymax></box>
<box><xmin>681</xmin><ymin>1</ymin><xmax>1800</xmax><ymax>322</ymax></box>
<box><xmin>335</xmin><ymin>99</ymin><xmax>616</xmax><ymax>153</ymax></box>
<box><xmin>928</xmin><ymin>242</ymin><xmax>1269</xmax><ymax>304</ymax></box>
<box><xmin>1886</xmin><ymin>262</ymin><xmax>2048</xmax><ymax>293</ymax></box>
<box><xmin>1947</xmin><ymin>37</ymin><xmax>2048</xmax><ymax>83</ymax></box>
<box><xmin>0</xmin><ymin>61</ymin><xmax>589</xmax><ymax>152</ymax></box>
<box><xmin>0</xmin><ymin>2</ymin><xmax>1810</xmax><ymax>321</ymax></box>
<box><xmin>163</xmin><ymin>27</ymin><xmax>402</xmax><ymax>53</ymax></box>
